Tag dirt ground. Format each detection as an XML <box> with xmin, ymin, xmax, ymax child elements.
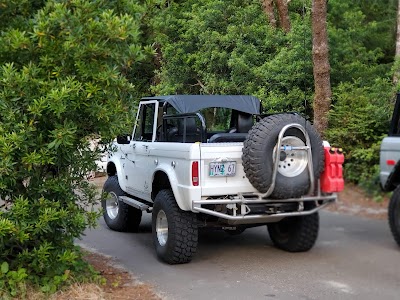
<box><xmin>82</xmin><ymin>252</ymin><xmax>160</xmax><ymax>300</ymax></box>
<box><xmin>48</xmin><ymin>251</ymin><xmax>160</xmax><ymax>300</ymax></box>
<box><xmin>326</xmin><ymin>183</ymin><xmax>389</xmax><ymax>220</ymax></box>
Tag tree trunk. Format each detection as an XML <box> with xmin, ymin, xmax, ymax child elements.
<box><xmin>261</xmin><ymin>0</ymin><xmax>277</xmax><ymax>28</ymax></box>
<box><xmin>275</xmin><ymin>0</ymin><xmax>291</xmax><ymax>32</ymax></box>
<box><xmin>312</xmin><ymin>0</ymin><xmax>331</xmax><ymax>138</ymax></box>
<box><xmin>394</xmin><ymin>0</ymin><xmax>400</xmax><ymax>84</ymax></box>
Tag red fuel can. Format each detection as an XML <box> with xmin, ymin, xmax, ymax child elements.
<box><xmin>320</xmin><ymin>147</ymin><xmax>344</xmax><ymax>193</ymax></box>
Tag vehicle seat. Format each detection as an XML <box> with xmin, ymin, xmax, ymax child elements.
<box><xmin>179</xmin><ymin>118</ymin><xmax>200</xmax><ymax>142</ymax></box>
<box><xmin>169</xmin><ymin>118</ymin><xmax>200</xmax><ymax>143</ymax></box>
<box><xmin>236</xmin><ymin>112</ymin><xmax>253</xmax><ymax>133</ymax></box>
<box><xmin>167</xmin><ymin>126</ymin><xmax>178</xmax><ymax>141</ymax></box>
<box><xmin>208</xmin><ymin>133</ymin><xmax>248</xmax><ymax>143</ymax></box>
<box><xmin>228</xmin><ymin>112</ymin><xmax>254</xmax><ymax>134</ymax></box>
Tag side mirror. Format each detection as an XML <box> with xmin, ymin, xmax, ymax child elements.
<box><xmin>117</xmin><ymin>134</ymin><xmax>131</xmax><ymax>144</ymax></box>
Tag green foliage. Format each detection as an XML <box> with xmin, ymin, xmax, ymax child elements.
<box><xmin>334</xmin><ymin>0</ymin><xmax>397</xmax><ymax>63</ymax></box>
<box><xmin>0</xmin><ymin>0</ymin><xmax>47</xmax><ymax>30</ymax></box>
<box><xmin>326</xmin><ymin>0</ymin><xmax>397</xmax><ymax>187</ymax></box>
<box><xmin>326</xmin><ymin>79</ymin><xmax>394</xmax><ymax>184</ymax></box>
<box><xmin>0</xmin><ymin>261</ymin><xmax>28</xmax><ymax>298</ymax></box>
<box><xmin>151</xmin><ymin>0</ymin><xmax>314</xmax><ymax>114</ymax></box>
<box><xmin>328</xmin><ymin>0</ymin><xmax>396</xmax><ymax>86</ymax></box>
<box><xmin>0</xmin><ymin>0</ymin><xmax>153</xmax><ymax>296</ymax></box>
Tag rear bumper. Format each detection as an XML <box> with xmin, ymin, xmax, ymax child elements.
<box><xmin>192</xmin><ymin>192</ymin><xmax>336</xmax><ymax>225</ymax></box>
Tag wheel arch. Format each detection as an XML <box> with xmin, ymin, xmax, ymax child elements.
<box><xmin>107</xmin><ymin>162</ymin><xmax>117</xmax><ymax>176</ymax></box>
<box><xmin>106</xmin><ymin>160</ymin><xmax>127</xmax><ymax>191</ymax></box>
<box><xmin>152</xmin><ymin>170</ymin><xmax>171</xmax><ymax>200</ymax></box>
<box><xmin>152</xmin><ymin>167</ymin><xmax>188</xmax><ymax>210</ymax></box>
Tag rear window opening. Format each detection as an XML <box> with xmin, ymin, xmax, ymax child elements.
<box><xmin>160</xmin><ymin>105</ymin><xmax>255</xmax><ymax>143</ymax></box>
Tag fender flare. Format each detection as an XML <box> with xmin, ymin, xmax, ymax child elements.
<box><xmin>152</xmin><ymin>164</ymin><xmax>190</xmax><ymax>211</ymax></box>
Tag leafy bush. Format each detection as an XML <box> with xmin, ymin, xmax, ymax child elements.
<box><xmin>0</xmin><ymin>261</ymin><xmax>28</xmax><ymax>298</ymax></box>
<box><xmin>151</xmin><ymin>0</ymin><xmax>315</xmax><ymax>114</ymax></box>
<box><xmin>326</xmin><ymin>79</ymin><xmax>393</xmax><ymax>186</ymax></box>
<box><xmin>326</xmin><ymin>0</ymin><xmax>397</xmax><ymax>191</ymax></box>
<box><xmin>0</xmin><ymin>0</ymin><xmax>152</xmax><ymax>296</ymax></box>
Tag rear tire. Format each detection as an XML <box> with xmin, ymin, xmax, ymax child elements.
<box><xmin>388</xmin><ymin>186</ymin><xmax>400</xmax><ymax>246</ymax></box>
<box><xmin>152</xmin><ymin>189</ymin><xmax>198</xmax><ymax>264</ymax></box>
<box><xmin>102</xmin><ymin>176</ymin><xmax>142</xmax><ymax>232</ymax></box>
<box><xmin>267</xmin><ymin>203</ymin><xmax>319</xmax><ymax>252</ymax></box>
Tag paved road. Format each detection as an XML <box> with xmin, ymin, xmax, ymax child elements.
<box><xmin>80</xmin><ymin>211</ymin><xmax>400</xmax><ymax>300</ymax></box>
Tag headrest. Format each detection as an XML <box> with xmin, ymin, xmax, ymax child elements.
<box><xmin>178</xmin><ymin>118</ymin><xmax>197</xmax><ymax>134</ymax></box>
<box><xmin>237</xmin><ymin>113</ymin><xmax>253</xmax><ymax>133</ymax></box>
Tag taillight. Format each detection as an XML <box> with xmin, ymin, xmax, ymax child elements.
<box><xmin>387</xmin><ymin>160</ymin><xmax>396</xmax><ymax>166</ymax></box>
<box><xmin>192</xmin><ymin>161</ymin><xmax>199</xmax><ymax>186</ymax></box>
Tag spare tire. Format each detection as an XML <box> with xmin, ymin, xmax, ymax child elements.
<box><xmin>242</xmin><ymin>113</ymin><xmax>324</xmax><ymax>199</ymax></box>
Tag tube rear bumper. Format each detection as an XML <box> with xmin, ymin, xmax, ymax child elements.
<box><xmin>192</xmin><ymin>193</ymin><xmax>336</xmax><ymax>225</ymax></box>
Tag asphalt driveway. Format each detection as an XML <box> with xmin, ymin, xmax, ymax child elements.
<box><xmin>80</xmin><ymin>210</ymin><xmax>400</xmax><ymax>300</ymax></box>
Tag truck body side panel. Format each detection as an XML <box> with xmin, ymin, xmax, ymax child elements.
<box><xmin>380</xmin><ymin>137</ymin><xmax>400</xmax><ymax>188</ymax></box>
<box><xmin>149</xmin><ymin>142</ymin><xmax>201</xmax><ymax>210</ymax></box>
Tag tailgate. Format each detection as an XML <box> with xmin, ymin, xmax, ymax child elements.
<box><xmin>200</xmin><ymin>143</ymin><xmax>257</xmax><ymax>196</ymax></box>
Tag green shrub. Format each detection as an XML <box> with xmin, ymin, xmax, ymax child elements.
<box><xmin>0</xmin><ymin>0</ymin><xmax>153</xmax><ymax>296</ymax></box>
<box><xmin>151</xmin><ymin>0</ymin><xmax>314</xmax><ymax>114</ymax></box>
<box><xmin>326</xmin><ymin>79</ymin><xmax>393</xmax><ymax>186</ymax></box>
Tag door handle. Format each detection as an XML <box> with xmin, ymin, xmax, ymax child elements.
<box><xmin>142</xmin><ymin>145</ymin><xmax>148</xmax><ymax>149</ymax></box>
<box><xmin>132</xmin><ymin>143</ymin><xmax>136</xmax><ymax>149</ymax></box>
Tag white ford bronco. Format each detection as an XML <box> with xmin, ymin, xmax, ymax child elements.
<box><xmin>102</xmin><ymin>95</ymin><xmax>340</xmax><ymax>264</ymax></box>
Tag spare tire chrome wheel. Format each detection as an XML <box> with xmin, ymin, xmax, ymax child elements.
<box><xmin>156</xmin><ymin>209</ymin><xmax>168</xmax><ymax>246</ymax></box>
<box><xmin>275</xmin><ymin>136</ymin><xmax>308</xmax><ymax>178</ymax></box>
<box><xmin>242</xmin><ymin>114</ymin><xmax>324</xmax><ymax>199</ymax></box>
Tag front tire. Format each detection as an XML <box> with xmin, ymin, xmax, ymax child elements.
<box><xmin>268</xmin><ymin>204</ymin><xmax>319</xmax><ymax>252</ymax></box>
<box><xmin>152</xmin><ymin>189</ymin><xmax>198</xmax><ymax>264</ymax></box>
<box><xmin>102</xmin><ymin>176</ymin><xmax>142</xmax><ymax>232</ymax></box>
<box><xmin>389</xmin><ymin>186</ymin><xmax>400</xmax><ymax>246</ymax></box>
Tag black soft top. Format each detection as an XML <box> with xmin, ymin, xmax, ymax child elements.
<box><xmin>141</xmin><ymin>95</ymin><xmax>261</xmax><ymax>115</ymax></box>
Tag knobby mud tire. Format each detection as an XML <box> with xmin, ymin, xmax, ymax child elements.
<box><xmin>267</xmin><ymin>203</ymin><xmax>320</xmax><ymax>252</ymax></box>
<box><xmin>102</xmin><ymin>175</ymin><xmax>142</xmax><ymax>232</ymax></box>
<box><xmin>389</xmin><ymin>186</ymin><xmax>400</xmax><ymax>246</ymax></box>
<box><xmin>152</xmin><ymin>189</ymin><xmax>198</xmax><ymax>264</ymax></box>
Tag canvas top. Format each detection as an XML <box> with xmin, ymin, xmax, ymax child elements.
<box><xmin>141</xmin><ymin>95</ymin><xmax>261</xmax><ymax>115</ymax></box>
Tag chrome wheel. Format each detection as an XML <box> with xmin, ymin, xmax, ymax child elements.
<box><xmin>275</xmin><ymin>136</ymin><xmax>308</xmax><ymax>177</ymax></box>
<box><xmin>105</xmin><ymin>192</ymin><xmax>119</xmax><ymax>220</ymax></box>
<box><xmin>156</xmin><ymin>209</ymin><xmax>168</xmax><ymax>246</ymax></box>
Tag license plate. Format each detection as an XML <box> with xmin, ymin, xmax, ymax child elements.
<box><xmin>209</xmin><ymin>161</ymin><xmax>236</xmax><ymax>177</ymax></box>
